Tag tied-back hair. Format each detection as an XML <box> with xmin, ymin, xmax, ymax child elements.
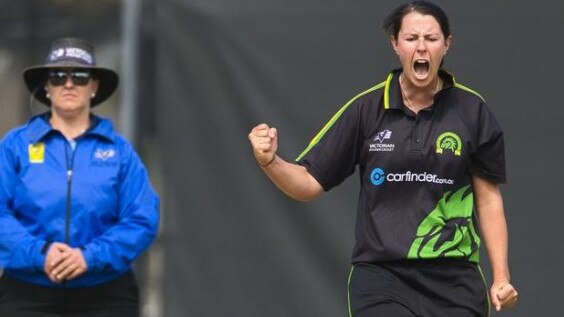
<box><xmin>383</xmin><ymin>1</ymin><xmax>451</xmax><ymax>40</ymax></box>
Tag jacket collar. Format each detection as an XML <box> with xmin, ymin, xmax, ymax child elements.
<box><xmin>383</xmin><ymin>68</ymin><xmax>456</xmax><ymax>110</ymax></box>
<box><xmin>26</xmin><ymin>112</ymin><xmax>116</xmax><ymax>144</ymax></box>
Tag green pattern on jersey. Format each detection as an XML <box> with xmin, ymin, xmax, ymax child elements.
<box><xmin>407</xmin><ymin>186</ymin><xmax>480</xmax><ymax>263</ymax></box>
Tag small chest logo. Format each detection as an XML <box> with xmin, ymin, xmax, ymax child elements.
<box><xmin>28</xmin><ymin>142</ymin><xmax>45</xmax><ymax>163</ymax></box>
<box><xmin>94</xmin><ymin>149</ymin><xmax>116</xmax><ymax>160</ymax></box>
<box><xmin>369</xmin><ymin>129</ymin><xmax>395</xmax><ymax>152</ymax></box>
<box><xmin>375</xmin><ymin>130</ymin><xmax>392</xmax><ymax>143</ymax></box>
<box><xmin>92</xmin><ymin>148</ymin><xmax>117</xmax><ymax>167</ymax></box>
<box><xmin>435</xmin><ymin>132</ymin><xmax>462</xmax><ymax>156</ymax></box>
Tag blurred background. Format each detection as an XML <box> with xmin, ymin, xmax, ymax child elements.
<box><xmin>1</xmin><ymin>0</ymin><xmax>563</xmax><ymax>316</ymax></box>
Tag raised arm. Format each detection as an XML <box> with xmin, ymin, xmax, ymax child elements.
<box><xmin>249</xmin><ymin>123</ymin><xmax>323</xmax><ymax>202</ymax></box>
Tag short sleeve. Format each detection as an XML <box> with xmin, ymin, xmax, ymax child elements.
<box><xmin>468</xmin><ymin>102</ymin><xmax>506</xmax><ymax>183</ymax></box>
<box><xmin>296</xmin><ymin>100</ymin><xmax>362</xmax><ymax>191</ymax></box>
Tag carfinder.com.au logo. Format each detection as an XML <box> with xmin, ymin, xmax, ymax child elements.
<box><xmin>370</xmin><ymin>168</ymin><xmax>386</xmax><ymax>186</ymax></box>
<box><xmin>369</xmin><ymin>167</ymin><xmax>454</xmax><ymax>187</ymax></box>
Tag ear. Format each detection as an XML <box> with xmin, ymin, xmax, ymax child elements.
<box><xmin>444</xmin><ymin>35</ymin><xmax>452</xmax><ymax>55</ymax></box>
<box><xmin>390</xmin><ymin>36</ymin><xmax>399</xmax><ymax>55</ymax></box>
<box><xmin>90</xmin><ymin>78</ymin><xmax>100</xmax><ymax>95</ymax></box>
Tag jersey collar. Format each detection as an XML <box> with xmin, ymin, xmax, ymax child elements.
<box><xmin>383</xmin><ymin>68</ymin><xmax>456</xmax><ymax>110</ymax></box>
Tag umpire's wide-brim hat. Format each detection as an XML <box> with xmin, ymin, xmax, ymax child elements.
<box><xmin>23</xmin><ymin>37</ymin><xmax>119</xmax><ymax>107</ymax></box>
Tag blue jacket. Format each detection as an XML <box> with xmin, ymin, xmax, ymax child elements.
<box><xmin>0</xmin><ymin>113</ymin><xmax>159</xmax><ymax>287</ymax></box>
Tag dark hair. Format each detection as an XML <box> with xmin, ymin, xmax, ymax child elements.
<box><xmin>383</xmin><ymin>1</ymin><xmax>450</xmax><ymax>40</ymax></box>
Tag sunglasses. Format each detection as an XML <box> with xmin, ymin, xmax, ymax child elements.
<box><xmin>47</xmin><ymin>70</ymin><xmax>92</xmax><ymax>86</ymax></box>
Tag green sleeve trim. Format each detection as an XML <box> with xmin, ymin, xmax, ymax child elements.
<box><xmin>383</xmin><ymin>72</ymin><xmax>394</xmax><ymax>109</ymax></box>
<box><xmin>454</xmin><ymin>83</ymin><xmax>485</xmax><ymax>102</ymax></box>
<box><xmin>347</xmin><ymin>265</ymin><xmax>355</xmax><ymax>317</ymax></box>
<box><xmin>295</xmin><ymin>82</ymin><xmax>386</xmax><ymax>162</ymax></box>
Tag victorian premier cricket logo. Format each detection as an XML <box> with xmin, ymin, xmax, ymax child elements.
<box><xmin>435</xmin><ymin>132</ymin><xmax>462</xmax><ymax>156</ymax></box>
<box><xmin>369</xmin><ymin>129</ymin><xmax>395</xmax><ymax>152</ymax></box>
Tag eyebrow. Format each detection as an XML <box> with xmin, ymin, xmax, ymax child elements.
<box><xmin>400</xmin><ymin>31</ymin><xmax>441</xmax><ymax>37</ymax></box>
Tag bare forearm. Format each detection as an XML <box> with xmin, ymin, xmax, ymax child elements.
<box><xmin>249</xmin><ymin>123</ymin><xmax>323</xmax><ymax>202</ymax></box>
<box><xmin>478</xmin><ymin>200</ymin><xmax>510</xmax><ymax>282</ymax></box>
<box><xmin>473</xmin><ymin>176</ymin><xmax>510</xmax><ymax>282</ymax></box>
<box><xmin>261</xmin><ymin>155</ymin><xmax>323</xmax><ymax>202</ymax></box>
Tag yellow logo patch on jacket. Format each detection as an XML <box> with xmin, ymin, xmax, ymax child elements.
<box><xmin>28</xmin><ymin>142</ymin><xmax>45</xmax><ymax>163</ymax></box>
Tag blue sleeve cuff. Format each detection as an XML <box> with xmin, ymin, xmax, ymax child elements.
<box><xmin>82</xmin><ymin>247</ymin><xmax>97</xmax><ymax>272</ymax></box>
<box><xmin>33</xmin><ymin>240</ymin><xmax>48</xmax><ymax>271</ymax></box>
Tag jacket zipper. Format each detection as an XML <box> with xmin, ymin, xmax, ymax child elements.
<box><xmin>64</xmin><ymin>142</ymin><xmax>77</xmax><ymax>244</ymax></box>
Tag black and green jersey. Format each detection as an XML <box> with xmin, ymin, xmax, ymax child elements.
<box><xmin>296</xmin><ymin>68</ymin><xmax>505</xmax><ymax>264</ymax></box>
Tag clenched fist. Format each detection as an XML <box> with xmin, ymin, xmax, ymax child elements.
<box><xmin>491</xmin><ymin>281</ymin><xmax>518</xmax><ymax>311</ymax></box>
<box><xmin>248</xmin><ymin>123</ymin><xmax>278</xmax><ymax>167</ymax></box>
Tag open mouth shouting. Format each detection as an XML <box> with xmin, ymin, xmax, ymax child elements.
<box><xmin>413</xmin><ymin>59</ymin><xmax>430</xmax><ymax>80</ymax></box>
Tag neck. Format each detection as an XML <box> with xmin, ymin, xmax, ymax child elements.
<box><xmin>399</xmin><ymin>73</ymin><xmax>442</xmax><ymax>114</ymax></box>
<box><xmin>49</xmin><ymin>111</ymin><xmax>91</xmax><ymax>139</ymax></box>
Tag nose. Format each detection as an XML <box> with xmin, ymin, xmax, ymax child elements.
<box><xmin>416</xmin><ymin>38</ymin><xmax>427</xmax><ymax>52</ymax></box>
<box><xmin>63</xmin><ymin>75</ymin><xmax>75</xmax><ymax>87</ymax></box>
